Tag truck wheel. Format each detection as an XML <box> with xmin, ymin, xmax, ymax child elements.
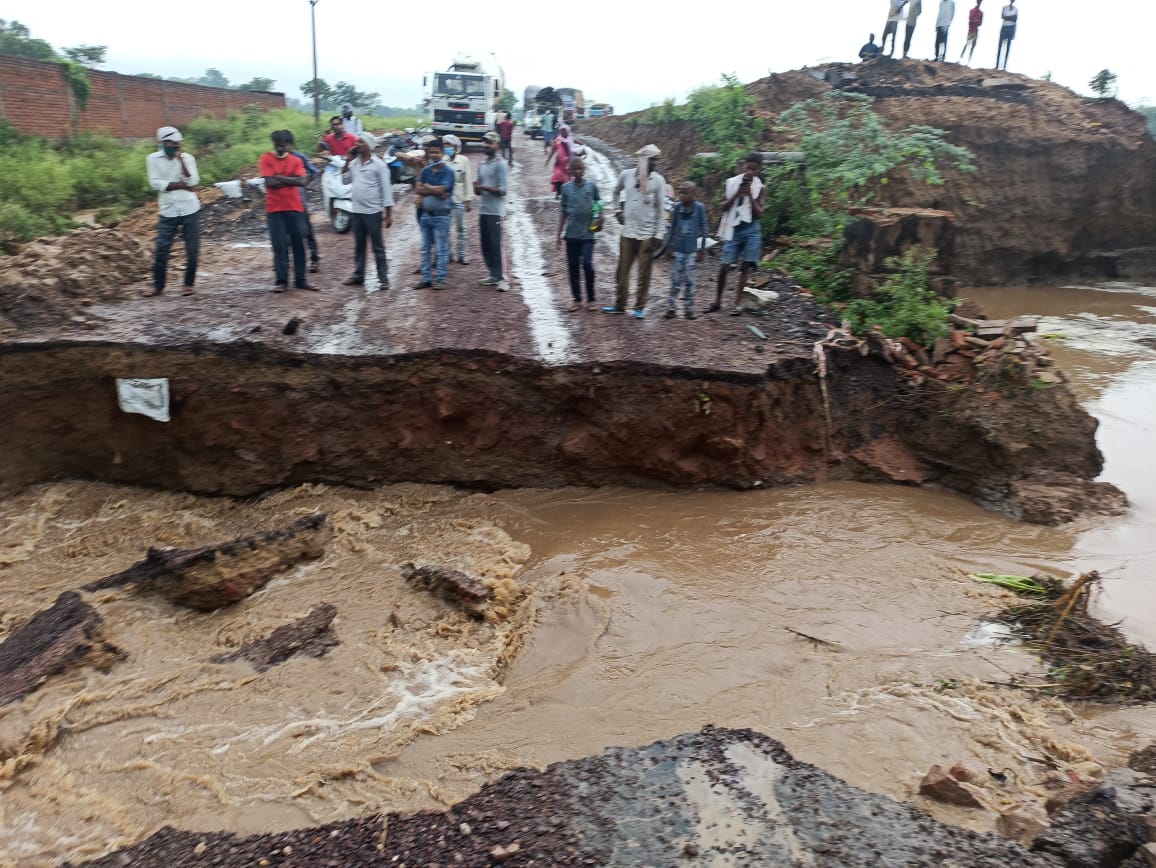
<box><xmin>333</xmin><ymin>209</ymin><xmax>352</xmax><ymax>234</ymax></box>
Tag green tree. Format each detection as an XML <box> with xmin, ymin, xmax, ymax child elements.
<box><xmin>237</xmin><ymin>76</ymin><xmax>276</xmax><ymax>92</ymax></box>
<box><xmin>62</xmin><ymin>45</ymin><xmax>107</xmax><ymax>67</ymax></box>
<box><xmin>1089</xmin><ymin>69</ymin><xmax>1118</xmax><ymax>99</ymax></box>
<box><xmin>198</xmin><ymin>68</ymin><xmax>230</xmax><ymax>89</ymax></box>
<box><xmin>331</xmin><ymin>81</ymin><xmax>380</xmax><ymax>111</ymax></box>
<box><xmin>498</xmin><ymin>87</ymin><xmax>516</xmax><ymax>114</ymax></box>
<box><xmin>0</xmin><ymin>19</ymin><xmax>57</xmax><ymax>60</ymax></box>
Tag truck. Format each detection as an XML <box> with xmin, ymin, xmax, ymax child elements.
<box><xmin>587</xmin><ymin>103</ymin><xmax>614</xmax><ymax>118</ymax></box>
<box><xmin>424</xmin><ymin>53</ymin><xmax>505</xmax><ymax>144</ymax></box>
<box><xmin>555</xmin><ymin>87</ymin><xmax>585</xmax><ymax>125</ymax></box>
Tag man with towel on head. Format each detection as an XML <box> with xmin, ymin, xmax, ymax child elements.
<box><xmin>145</xmin><ymin>126</ymin><xmax>200</xmax><ymax>297</ymax></box>
<box><xmin>605</xmin><ymin>143</ymin><xmax>666</xmax><ymax>318</ymax></box>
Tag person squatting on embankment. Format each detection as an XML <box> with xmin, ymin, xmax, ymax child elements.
<box><xmin>145</xmin><ymin>126</ymin><xmax>200</xmax><ymax>297</ymax></box>
<box><xmin>557</xmin><ymin>157</ymin><xmax>603</xmax><ymax>311</ymax></box>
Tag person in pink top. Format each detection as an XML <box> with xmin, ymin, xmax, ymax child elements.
<box><xmin>547</xmin><ymin>125</ymin><xmax>574</xmax><ymax>198</ymax></box>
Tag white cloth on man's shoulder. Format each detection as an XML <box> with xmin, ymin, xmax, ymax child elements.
<box><xmin>718</xmin><ymin>174</ymin><xmax>764</xmax><ymax>241</ymax></box>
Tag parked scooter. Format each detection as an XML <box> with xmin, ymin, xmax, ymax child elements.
<box><xmin>321</xmin><ymin>155</ymin><xmax>354</xmax><ymax>233</ymax></box>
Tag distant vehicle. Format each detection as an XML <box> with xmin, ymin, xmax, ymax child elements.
<box><xmin>423</xmin><ymin>52</ymin><xmax>505</xmax><ymax>144</ymax></box>
<box><xmin>555</xmin><ymin>87</ymin><xmax>585</xmax><ymax>125</ymax></box>
<box><xmin>522</xmin><ymin>109</ymin><xmax>542</xmax><ymax>138</ymax></box>
<box><xmin>588</xmin><ymin>103</ymin><xmax>613</xmax><ymax>118</ymax></box>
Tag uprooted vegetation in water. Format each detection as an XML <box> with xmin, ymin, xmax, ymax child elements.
<box><xmin>981</xmin><ymin>571</ymin><xmax>1156</xmax><ymax>703</ymax></box>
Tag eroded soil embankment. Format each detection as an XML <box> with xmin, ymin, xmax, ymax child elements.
<box><xmin>0</xmin><ymin>339</ymin><xmax>1119</xmax><ymax>522</ymax></box>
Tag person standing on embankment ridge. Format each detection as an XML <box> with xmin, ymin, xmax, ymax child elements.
<box><xmin>144</xmin><ymin>125</ymin><xmax>200</xmax><ymax>297</ymax></box>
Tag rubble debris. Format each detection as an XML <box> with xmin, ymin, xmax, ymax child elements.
<box><xmin>0</xmin><ymin>228</ymin><xmax>149</xmax><ymax>329</ymax></box>
<box><xmin>210</xmin><ymin>604</ymin><xmax>338</xmax><ymax>672</ymax></box>
<box><xmin>995</xmin><ymin>571</ymin><xmax>1156</xmax><ymax>702</ymax></box>
<box><xmin>0</xmin><ymin>592</ymin><xmax>122</xmax><ymax>706</ymax></box>
<box><xmin>919</xmin><ymin>763</ymin><xmax>992</xmax><ymax>808</ymax></box>
<box><xmin>83</xmin><ymin>514</ymin><xmax>332</xmax><ymax>611</ymax></box>
<box><xmin>401</xmin><ymin>563</ymin><xmax>493</xmax><ymax>618</ymax></box>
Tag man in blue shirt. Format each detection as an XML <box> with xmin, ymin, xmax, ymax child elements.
<box><xmin>414</xmin><ymin>138</ymin><xmax>454</xmax><ymax>288</ymax></box>
<box><xmin>286</xmin><ymin>132</ymin><xmax>320</xmax><ymax>273</ymax></box>
<box><xmin>664</xmin><ymin>181</ymin><xmax>709</xmax><ymax>319</ymax></box>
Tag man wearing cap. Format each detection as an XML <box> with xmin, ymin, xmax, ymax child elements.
<box><xmin>341</xmin><ymin>132</ymin><xmax>393</xmax><ymax>289</ymax></box>
<box><xmin>340</xmin><ymin>103</ymin><xmax>363</xmax><ymax>136</ymax></box>
<box><xmin>605</xmin><ymin>144</ymin><xmax>666</xmax><ymax>318</ymax></box>
<box><xmin>442</xmin><ymin>134</ymin><xmax>474</xmax><ymax>264</ymax></box>
<box><xmin>474</xmin><ymin>131</ymin><xmax>509</xmax><ymax>292</ymax></box>
<box><xmin>145</xmin><ymin>126</ymin><xmax>200</xmax><ymax>296</ymax></box>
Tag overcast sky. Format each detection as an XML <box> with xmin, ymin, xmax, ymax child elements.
<box><xmin>14</xmin><ymin>1</ymin><xmax>1154</xmax><ymax>114</ymax></box>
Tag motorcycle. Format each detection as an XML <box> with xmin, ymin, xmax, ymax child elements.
<box><xmin>321</xmin><ymin>154</ymin><xmax>354</xmax><ymax>234</ymax></box>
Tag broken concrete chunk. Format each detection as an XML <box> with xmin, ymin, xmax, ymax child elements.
<box><xmin>919</xmin><ymin>764</ymin><xmax>990</xmax><ymax>808</ymax></box>
<box><xmin>0</xmin><ymin>592</ymin><xmax>122</xmax><ymax>706</ymax></box>
<box><xmin>401</xmin><ymin>563</ymin><xmax>492</xmax><ymax>618</ymax></box>
<box><xmin>211</xmin><ymin>604</ymin><xmax>338</xmax><ymax>671</ymax></box>
<box><xmin>83</xmin><ymin>514</ymin><xmax>332</xmax><ymax>611</ymax></box>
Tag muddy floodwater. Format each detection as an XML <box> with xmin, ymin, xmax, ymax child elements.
<box><xmin>2</xmin><ymin>284</ymin><xmax>1156</xmax><ymax>866</ymax></box>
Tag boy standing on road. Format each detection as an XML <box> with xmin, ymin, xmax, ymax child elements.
<box><xmin>707</xmin><ymin>152</ymin><xmax>765</xmax><ymax>316</ymax></box>
<box><xmin>341</xmin><ymin>132</ymin><xmax>394</xmax><ymax>290</ymax></box>
<box><xmin>664</xmin><ymin>181</ymin><xmax>708</xmax><ymax>320</ymax></box>
<box><xmin>145</xmin><ymin>125</ymin><xmax>200</xmax><ymax>297</ymax></box>
<box><xmin>497</xmin><ymin>112</ymin><xmax>515</xmax><ymax>167</ymax></box>
<box><xmin>259</xmin><ymin>130</ymin><xmax>315</xmax><ymax>293</ymax></box>
<box><xmin>414</xmin><ymin>139</ymin><xmax>454</xmax><ymax>289</ymax></box>
<box><xmin>474</xmin><ymin>132</ymin><xmax>510</xmax><ymax>292</ymax></box>
<box><xmin>605</xmin><ymin>144</ymin><xmax>666</xmax><ymax>318</ymax></box>
<box><xmin>557</xmin><ymin>157</ymin><xmax>602</xmax><ymax>312</ymax></box>
<box><xmin>442</xmin><ymin>135</ymin><xmax>474</xmax><ymax>265</ymax></box>
<box><xmin>960</xmin><ymin>0</ymin><xmax>983</xmax><ymax>63</ymax></box>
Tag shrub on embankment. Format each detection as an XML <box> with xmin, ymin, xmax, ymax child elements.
<box><xmin>0</xmin><ymin>108</ymin><xmax>419</xmax><ymax>250</ymax></box>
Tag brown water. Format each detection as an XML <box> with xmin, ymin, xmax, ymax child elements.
<box><xmin>1</xmin><ymin>283</ymin><xmax>1155</xmax><ymax>866</ymax></box>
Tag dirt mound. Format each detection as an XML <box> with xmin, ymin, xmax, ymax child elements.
<box><xmin>584</xmin><ymin>61</ymin><xmax>1156</xmax><ymax>283</ymax></box>
<box><xmin>115</xmin><ymin>179</ymin><xmax>271</xmax><ymax>247</ymax></box>
<box><xmin>0</xmin><ymin>228</ymin><xmax>149</xmax><ymax>330</ymax></box>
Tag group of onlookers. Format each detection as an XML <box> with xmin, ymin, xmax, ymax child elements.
<box><xmin>859</xmin><ymin>0</ymin><xmax>1019</xmax><ymax>68</ymax></box>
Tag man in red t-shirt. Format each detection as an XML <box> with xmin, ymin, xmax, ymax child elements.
<box><xmin>497</xmin><ymin>112</ymin><xmax>515</xmax><ymax>167</ymax></box>
<box><xmin>321</xmin><ymin>115</ymin><xmax>356</xmax><ymax>157</ymax></box>
<box><xmin>960</xmin><ymin>0</ymin><xmax>983</xmax><ymax>62</ymax></box>
<box><xmin>259</xmin><ymin>130</ymin><xmax>316</xmax><ymax>291</ymax></box>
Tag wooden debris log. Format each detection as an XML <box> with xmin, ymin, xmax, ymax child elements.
<box><xmin>211</xmin><ymin>603</ymin><xmax>338</xmax><ymax>672</ymax></box>
<box><xmin>83</xmin><ymin>514</ymin><xmax>332</xmax><ymax>611</ymax></box>
<box><xmin>401</xmin><ymin>563</ymin><xmax>492</xmax><ymax>618</ymax></box>
<box><xmin>0</xmin><ymin>592</ymin><xmax>122</xmax><ymax>706</ymax></box>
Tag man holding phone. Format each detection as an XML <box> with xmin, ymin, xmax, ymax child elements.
<box><xmin>707</xmin><ymin>152</ymin><xmax>765</xmax><ymax>316</ymax></box>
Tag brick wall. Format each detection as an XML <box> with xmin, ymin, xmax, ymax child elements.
<box><xmin>0</xmin><ymin>55</ymin><xmax>285</xmax><ymax>140</ymax></box>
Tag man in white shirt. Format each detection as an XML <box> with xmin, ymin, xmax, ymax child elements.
<box><xmin>882</xmin><ymin>0</ymin><xmax>907</xmax><ymax>57</ymax></box>
<box><xmin>442</xmin><ymin>134</ymin><xmax>475</xmax><ymax>264</ymax></box>
<box><xmin>903</xmin><ymin>0</ymin><xmax>922</xmax><ymax>57</ymax></box>
<box><xmin>341</xmin><ymin>132</ymin><xmax>394</xmax><ymax>289</ymax></box>
<box><xmin>341</xmin><ymin>104</ymin><xmax>364</xmax><ymax>136</ymax></box>
<box><xmin>144</xmin><ymin>126</ymin><xmax>200</xmax><ymax>297</ymax></box>
<box><xmin>605</xmin><ymin>144</ymin><xmax>666</xmax><ymax>318</ymax></box>
<box><xmin>935</xmin><ymin>0</ymin><xmax>955</xmax><ymax>60</ymax></box>
<box><xmin>996</xmin><ymin>0</ymin><xmax>1018</xmax><ymax>69</ymax></box>
<box><xmin>707</xmin><ymin>152</ymin><xmax>766</xmax><ymax>316</ymax></box>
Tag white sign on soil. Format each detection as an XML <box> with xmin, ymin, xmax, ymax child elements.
<box><xmin>116</xmin><ymin>378</ymin><xmax>171</xmax><ymax>422</ymax></box>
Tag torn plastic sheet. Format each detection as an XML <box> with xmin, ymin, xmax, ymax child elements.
<box><xmin>116</xmin><ymin>378</ymin><xmax>171</xmax><ymax>422</ymax></box>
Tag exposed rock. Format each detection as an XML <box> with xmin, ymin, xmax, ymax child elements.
<box><xmin>1031</xmin><ymin>786</ymin><xmax>1150</xmax><ymax>867</ymax></box>
<box><xmin>401</xmin><ymin>563</ymin><xmax>492</xmax><ymax>618</ymax></box>
<box><xmin>83</xmin><ymin>514</ymin><xmax>331</xmax><ymax>611</ymax></box>
<box><xmin>0</xmin><ymin>592</ymin><xmax>122</xmax><ymax>706</ymax></box>
<box><xmin>840</xmin><ymin>207</ymin><xmax>957</xmax><ymax>279</ymax></box>
<box><xmin>997</xmin><ymin>797</ymin><xmax>1052</xmax><ymax>846</ymax></box>
<box><xmin>1129</xmin><ymin>745</ymin><xmax>1156</xmax><ymax>778</ymax></box>
<box><xmin>949</xmin><ymin>759</ymin><xmax>991</xmax><ymax>785</ymax></box>
<box><xmin>1008</xmin><ymin>473</ymin><xmax>1129</xmax><ymax>525</ymax></box>
<box><xmin>919</xmin><ymin>763</ymin><xmax>992</xmax><ymax>809</ymax></box>
<box><xmin>210</xmin><ymin>604</ymin><xmax>338</xmax><ymax>672</ymax></box>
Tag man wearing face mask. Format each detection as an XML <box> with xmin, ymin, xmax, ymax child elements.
<box><xmin>341</xmin><ymin>132</ymin><xmax>394</xmax><ymax>289</ymax></box>
<box><xmin>340</xmin><ymin>103</ymin><xmax>363</xmax><ymax>136</ymax></box>
<box><xmin>144</xmin><ymin>126</ymin><xmax>200</xmax><ymax>297</ymax></box>
<box><xmin>259</xmin><ymin>130</ymin><xmax>316</xmax><ymax>292</ymax></box>
<box><xmin>474</xmin><ymin>131</ymin><xmax>509</xmax><ymax>292</ymax></box>
<box><xmin>442</xmin><ymin>135</ymin><xmax>474</xmax><ymax>265</ymax></box>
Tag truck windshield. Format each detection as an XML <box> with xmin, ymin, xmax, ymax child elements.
<box><xmin>435</xmin><ymin>75</ymin><xmax>486</xmax><ymax>97</ymax></box>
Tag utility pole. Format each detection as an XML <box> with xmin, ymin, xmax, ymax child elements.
<box><xmin>310</xmin><ymin>0</ymin><xmax>320</xmax><ymax>126</ymax></box>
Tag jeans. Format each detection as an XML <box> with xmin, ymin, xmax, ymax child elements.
<box><xmin>935</xmin><ymin>26</ymin><xmax>949</xmax><ymax>60</ymax></box>
<box><xmin>565</xmin><ymin>238</ymin><xmax>595</xmax><ymax>302</ymax></box>
<box><xmin>419</xmin><ymin>212</ymin><xmax>450</xmax><ymax>282</ymax></box>
<box><xmin>479</xmin><ymin>214</ymin><xmax>504</xmax><ymax>280</ymax></box>
<box><xmin>668</xmin><ymin>251</ymin><xmax>698</xmax><ymax>311</ymax></box>
<box><xmin>615</xmin><ymin>236</ymin><xmax>655</xmax><ymax>310</ymax></box>
<box><xmin>153</xmin><ymin>212</ymin><xmax>201</xmax><ymax>290</ymax></box>
<box><xmin>351</xmin><ymin>211</ymin><xmax>388</xmax><ymax>284</ymax></box>
<box><xmin>303</xmin><ymin>210</ymin><xmax>318</xmax><ymax>261</ymax></box>
<box><xmin>542</xmin><ymin>130</ymin><xmax>555</xmax><ymax>150</ymax></box>
<box><xmin>267</xmin><ymin>210</ymin><xmax>307</xmax><ymax>286</ymax></box>
<box><xmin>451</xmin><ymin>202</ymin><xmax>468</xmax><ymax>261</ymax></box>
